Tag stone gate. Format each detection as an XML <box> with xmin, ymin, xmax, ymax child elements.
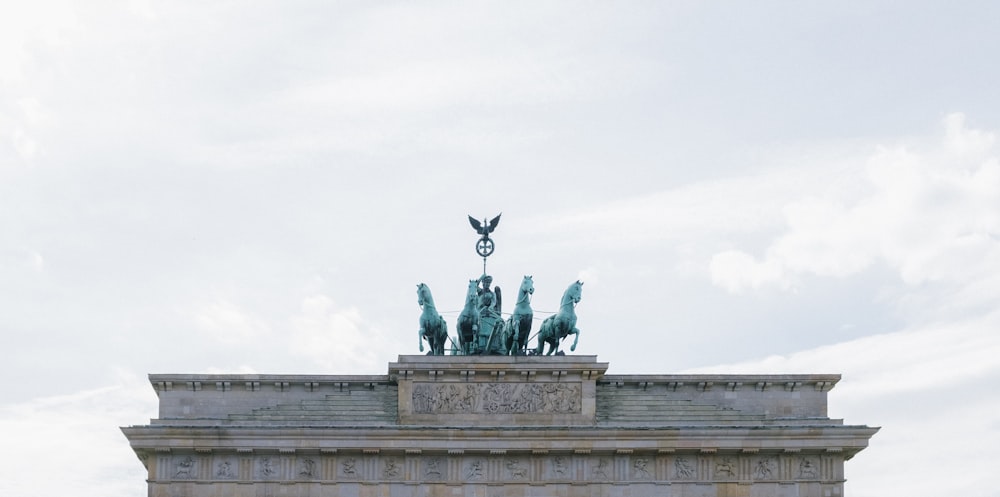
<box><xmin>122</xmin><ymin>355</ymin><xmax>877</xmax><ymax>496</ymax></box>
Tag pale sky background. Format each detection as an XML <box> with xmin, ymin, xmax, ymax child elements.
<box><xmin>2</xmin><ymin>1</ymin><xmax>999</xmax><ymax>496</ymax></box>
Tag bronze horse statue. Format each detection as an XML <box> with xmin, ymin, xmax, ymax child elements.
<box><xmin>456</xmin><ymin>279</ymin><xmax>479</xmax><ymax>354</ymax></box>
<box><xmin>504</xmin><ymin>275</ymin><xmax>534</xmax><ymax>355</ymax></box>
<box><xmin>416</xmin><ymin>283</ymin><xmax>448</xmax><ymax>355</ymax></box>
<box><xmin>534</xmin><ymin>280</ymin><xmax>583</xmax><ymax>355</ymax></box>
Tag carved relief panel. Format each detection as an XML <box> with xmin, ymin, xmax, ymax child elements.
<box><xmin>423</xmin><ymin>456</ymin><xmax>445</xmax><ymax>481</ymax></box>
<box><xmin>673</xmin><ymin>455</ymin><xmax>697</xmax><ymax>480</ymax></box>
<box><xmin>752</xmin><ymin>456</ymin><xmax>777</xmax><ymax>480</ymax></box>
<box><xmin>214</xmin><ymin>457</ymin><xmax>235</xmax><ymax>479</ymax></box>
<box><xmin>411</xmin><ymin>382</ymin><xmax>582</xmax><ymax>414</ymax></box>
<box><xmin>173</xmin><ymin>455</ymin><xmax>197</xmax><ymax>479</ymax></box>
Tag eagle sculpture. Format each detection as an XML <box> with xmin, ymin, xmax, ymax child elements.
<box><xmin>468</xmin><ymin>213</ymin><xmax>501</xmax><ymax>237</ymax></box>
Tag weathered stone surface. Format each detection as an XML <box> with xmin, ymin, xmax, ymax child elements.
<box><xmin>122</xmin><ymin>355</ymin><xmax>877</xmax><ymax>497</ymax></box>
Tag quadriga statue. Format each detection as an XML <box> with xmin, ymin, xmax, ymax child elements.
<box><xmin>533</xmin><ymin>280</ymin><xmax>582</xmax><ymax>356</ymax></box>
<box><xmin>503</xmin><ymin>275</ymin><xmax>534</xmax><ymax>355</ymax></box>
<box><xmin>416</xmin><ymin>283</ymin><xmax>448</xmax><ymax>355</ymax></box>
<box><xmin>456</xmin><ymin>279</ymin><xmax>479</xmax><ymax>354</ymax></box>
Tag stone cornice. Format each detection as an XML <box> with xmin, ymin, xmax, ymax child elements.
<box><xmin>388</xmin><ymin>355</ymin><xmax>610</xmax><ymax>382</ymax></box>
<box><xmin>149</xmin><ymin>374</ymin><xmax>392</xmax><ymax>394</ymax></box>
<box><xmin>600</xmin><ymin>374</ymin><xmax>840</xmax><ymax>392</ymax></box>
<box><xmin>122</xmin><ymin>424</ymin><xmax>879</xmax><ymax>458</ymax></box>
<box><xmin>147</xmin><ymin>373</ymin><xmax>840</xmax><ymax>392</ymax></box>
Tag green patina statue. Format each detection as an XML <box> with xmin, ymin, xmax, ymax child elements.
<box><xmin>476</xmin><ymin>273</ymin><xmax>502</xmax><ymax>319</ymax></box>
<box><xmin>533</xmin><ymin>280</ymin><xmax>583</xmax><ymax>356</ymax></box>
<box><xmin>416</xmin><ymin>283</ymin><xmax>448</xmax><ymax>355</ymax></box>
<box><xmin>479</xmin><ymin>274</ymin><xmax>508</xmax><ymax>354</ymax></box>
<box><xmin>477</xmin><ymin>289</ymin><xmax>504</xmax><ymax>355</ymax></box>
<box><xmin>457</xmin><ymin>279</ymin><xmax>479</xmax><ymax>354</ymax></box>
<box><xmin>454</xmin><ymin>274</ymin><xmax>506</xmax><ymax>355</ymax></box>
<box><xmin>418</xmin><ymin>277</ymin><xmax>582</xmax><ymax>356</ymax></box>
<box><xmin>503</xmin><ymin>275</ymin><xmax>534</xmax><ymax>355</ymax></box>
<box><xmin>415</xmin><ymin>214</ymin><xmax>583</xmax><ymax>356</ymax></box>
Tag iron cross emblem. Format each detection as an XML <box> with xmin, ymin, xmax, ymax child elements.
<box><xmin>469</xmin><ymin>213</ymin><xmax>501</xmax><ymax>258</ymax></box>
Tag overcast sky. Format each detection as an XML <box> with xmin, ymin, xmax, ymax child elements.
<box><xmin>2</xmin><ymin>1</ymin><xmax>999</xmax><ymax>496</ymax></box>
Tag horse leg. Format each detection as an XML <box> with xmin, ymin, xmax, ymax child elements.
<box><xmin>439</xmin><ymin>320</ymin><xmax>448</xmax><ymax>355</ymax></box>
<box><xmin>516</xmin><ymin>316</ymin><xmax>530</xmax><ymax>355</ymax></box>
<box><xmin>545</xmin><ymin>331</ymin><xmax>558</xmax><ymax>355</ymax></box>
<box><xmin>535</xmin><ymin>318</ymin><xmax>553</xmax><ymax>355</ymax></box>
<box><xmin>418</xmin><ymin>327</ymin><xmax>425</xmax><ymax>353</ymax></box>
<box><xmin>510</xmin><ymin>321</ymin><xmax>523</xmax><ymax>356</ymax></box>
<box><xmin>570</xmin><ymin>328</ymin><xmax>580</xmax><ymax>352</ymax></box>
<box><xmin>503</xmin><ymin>321</ymin><xmax>513</xmax><ymax>356</ymax></box>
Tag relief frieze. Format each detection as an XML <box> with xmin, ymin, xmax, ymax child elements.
<box><xmin>674</xmin><ymin>456</ymin><xmax>696</xmax><ymax>479</ymax></box>
<box><xmin>592</xmin><ymin>458</ymin><xmax>611</xmax><ymax>480</ymax></box>
<box><xmin>551</xmin><ymin>456</ymin><xmax>568</xmax><ymax>478</ymax></box>
<box><xmin>752</xmin><ymin>456</ymin><xmax>775</xmax><ymax>480</ymax></box>
<box><xmin>412</xmin><ymin>382</ymin><xmax>581</xmax><ymax>414</ymax></box>
<box><xmin>632</xmin><ymin>457</ymin><xmax>652</xmax><ymax>480</ymax></box>
<box><xmin>466</xmin><ymin>459</ymin><xmax>485</xmax><ymax>480</ymax></box>
<box><xmin>424</xmin><ymin>457</ymin><xmax>443</xmax><ymax>480</ymax></box>
<box><xmin>257</xmin><ymin>457</ymin><xmax>277</xmax><ymax>479</ymax></box>
<box><xmin>341</xmin><ymin>457</ymin><xmax>358</xmax><ymax>478</ymax></box>
<box><xmin>798</xmin><ymin>456</ymin><xmax>819</xmax><ymax>479</ymax></box>
<box><xmin>155</xmin><ymin>451</ymin><xmax>831</xmax><ymax>483</ymax></box>
<box><xmin>382</xmin><ymin>458</ymin><xmax>402</xmax><ymax>479</ymax></box>
<box><xmin>215</xmin><ymin>459</ymin><xmax>235</xmax><ymax>479</ymax></box>
<box><xmin>714</xmin><ymin>457</ymin><xmax>736</xmax><ymax>479</ymax></box>
<box><xmin>505</xmin><ymin>458</ymin><xmax>528</xmax><ymax>479</ymax></box>
<box><xmin>174</xmin><ymin>456</ymin><xmax>196</xmax><ymax>479</ymax></box>
<box><xmin>298</xmin><ymin>458</ymin><xmax>316</xmax><ymax>478</ymax></box>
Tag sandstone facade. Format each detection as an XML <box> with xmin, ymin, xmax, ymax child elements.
<box><xmin>122</xmin><ymin>355</ymin><xmax>877</xmax><ymax>497</ymax></box>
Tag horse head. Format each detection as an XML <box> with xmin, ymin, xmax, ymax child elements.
<box><xmin>465</xmin><ymin>279</ymin><xmax>479</xmax><ymax>305</ymax></box>
<box><xmin>516</xmin><ymin>276</ymin><xmax>535</xmax><ymax>305</ymax></box>
<box><xmin>417</xmin><ymin>283</ymin><xmax>432</xmax><ymax>308</ymax></box>
<box><xmin>565</xmin><ymin>280</ymin><xmax>583</xmax><ymax>306</ymax></box>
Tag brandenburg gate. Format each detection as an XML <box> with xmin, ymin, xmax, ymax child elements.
<box><xmin>122</xmin><ymin>354</ymin><xmax>877</xmax><ymax>496</ymax></box>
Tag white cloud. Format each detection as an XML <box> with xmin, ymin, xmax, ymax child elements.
<box><xmin>287</xmin><ymin>294</ymin><xmax>390</xmax><ymax>372</ymax></box>
<box><xmin>125</xmin><ymin>0</ymin><xmax>156</xmax><ymax>20</ymax></box>
<box><xmin>684</xmin><ymin>310</ymin><xmax>1000</xmax><ymax>397</ymax></box>
<box><xmin>10</xmin><ymin>126</ymin><xmax>38</xmax><ymax>160</ymax></box>
<box><xmin>0</xmin><ymin>2</ymin><xmax>79</xmax><ymax>164</ymax></box>
<box><xmin>684</xmin><ymin>309</ymin><xmax>1000</xmax><ymax>497</ymax></box>
<box><xmin>0</xmin><ymin>248</ymin><xmax>45</xmax><ymax>274</ymax></box>
<box><xmin>194</xmin><ymin>301</ymin><xmax>271</xmax><ymax>343</ymax></box>
<box><xmin>203</xmin><ymin>365</ymin><xmax>259</xmax><ymax>375</ymax></box>
<box><xmin>520</xmin><ymin>171</ymin><xmax>810</xmax><ymax>250</ymax></box>
<box><xmin>576</xmin><ymin>267</ymin><xmax>599</xmax><ymax>287</ymax></box>
<box><xmin>709</xmin><ymin>249</ymin><xmax>792</xmax><ymax>293</ymax></box>
<box><xmin>0</xmin><ymin>369</ymin><xmax>156</xmax><ymax>497</ymax></box>
<box><xmin>0</xmin><ymin>1</ymin><xmax>80</xmax><ymax>84</ymax></box>
<box><xmin>708</xmin><ymin>113</ymin><xmax>1000</xmax><ymax>314</ymax></box>
<box><xmin>943</xmin><ymin>112</ymin><xmax>996</xmax><ymax>157</ymax></box>
<box><xmin>28</xmin><ymin>250</ymin><xmax>43</xmax><ymax>271</ymax></box>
